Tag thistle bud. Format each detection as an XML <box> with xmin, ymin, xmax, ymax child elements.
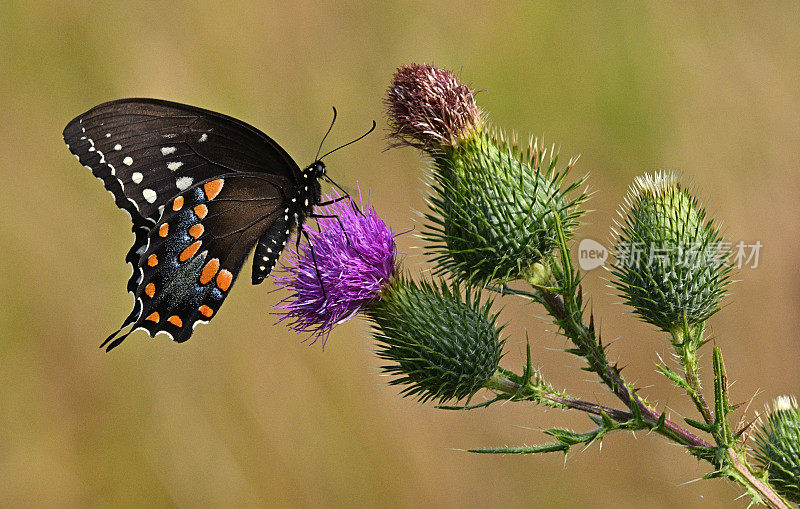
<box><xmin>367</xmin><ymin>278</ymin><xmax>504</xmax><ymax>403</ymax></box>
<box><xmin>386</xmin><ymin>63</ymin><xmax>483</xmax><ymax>151</ymax></box>
<box><xmin>429</xmin><ymin>137</ymin><xmax>583</xmax><ymax>284</ymax></box>
<box><xmin>386</xmin><ymin>64</ymin><xmax>585</xmax><ymax>285</ymax></box>
<box><xmin>754</xmin><ymin>395</ymin><xmax>800</xmax><ymax>504</ymax></box>
<box><xmin>610</xmin><ymin>172</ymin><xmax>731</xmax><ymax>333</ymax></box>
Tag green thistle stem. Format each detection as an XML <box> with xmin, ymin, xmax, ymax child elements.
<box><xmin>516</xmin><ymin>285</ymin><xmax>788</xmax><ymax>507</ymax></box>
<box><xmin>670</xmin><ymin>322</ymin><xmax>714</xmax><ymax>424</ymax></box>
<box><xmin>483</xmin><ymin>305</ymin><xmax>790</xmax><ymax>508</ymax></box>
<box><xmin>725</xmin><ymin>448</ymin><xmax>792</xmax><ymax>509</ymax></box>
<box><xmin>533</xmin><ymin>287</ymin><xmax>707</xmax><ymax>446</ymax></box>
<box><xmin>486</xmin><ymin>368</ymin><xmax>634</xmax><ymax>422</ymax></box>
<box><xmin>531</xmin><ymin>288</ymin><xmax>788</xmax><ymax>507</ymax></box>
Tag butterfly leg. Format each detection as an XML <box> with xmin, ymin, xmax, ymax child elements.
<box><xmin>297</xmin><ymin>224</ymin><xmax>329</xmax><ymax>304</ymax></box>
<box><xmin>315</xmin><ymin>194</ymin><xmax>350</xmax><ymax>207</ymax></box>
<box><xmin>318</xmin><ymin>182</ymin><xmax>365</xmax><ymax>216</ymax></box>
<box><xmin>309</xmin><ymin>211</ymin><xmax>368</xmax><ymax>264</ymax></box>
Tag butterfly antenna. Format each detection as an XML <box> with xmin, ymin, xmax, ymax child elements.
<box><xmin>315</xmin><ymin>107</ymin><xmax>338</xmax><ymax>162</ymax></box>
<box><xmin>318</xmin><ymin>120</ymin><xmax>376</xmax><ymax>161</ymax></box>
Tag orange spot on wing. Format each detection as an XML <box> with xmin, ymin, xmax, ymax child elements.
<box><xmin>199</xmin><ymin>258</ymin><xmax>220</xmax><ymax>284</ymax></box>
<box><xmin>203</xmin><ymin>179</ymin><xmax>224</xmax><ymax>200</ymax></box>
<box><xmin>147</xmin><ymin>254</ymin><xmax>158</xmax><ymax>267</ymax></box>
<box><xmin>146</xmin><ymin>312</ymin><xmax>160</xmax><ymax>322</ymax></box>
<box><xmin>179</xmin><ymin>240</ymin><xmax>202</xmax><ymax>262</ymax></box>
<box><xmin>144</xmin><ymin>283</ymin><xmax>155</xmax><ymax>297</ymax></box>
<box><xmin>216</xmin><ymin>269</ymin><xmax>233</xmax><ymax>291</ymax></box>
<box><xmin>188</xmin><ymin>224</ymin><xmax>204</xmax><ymax>238</ymax></box>
<box><xmin>194</xmin><ymin>204</ymin><xmax>208</xmax><ymax>219</ymax></box>
<box><xmin>199</xmin><ymin>305</ymin><xmax>214</xmax><ymax>318</ymax></box>
<box><xmin>173</xmin><ymin>196</ymin><xmax>184</xmax><ymax>211</ymax></box>
<box><xmin>167</xmin><ymin>315</ymin><xmax>183</xmax><ymax>327</ymax></box>
<box><xmin>158</xmin><ymin>223</ymin><xmax>169</xmax><ymax>237</ymax></box>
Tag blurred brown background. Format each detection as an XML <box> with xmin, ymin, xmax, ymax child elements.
<box><xmin>1</xmin><ymin>2</ymin><xmax>799</xmax><ymax>507</ymax></box>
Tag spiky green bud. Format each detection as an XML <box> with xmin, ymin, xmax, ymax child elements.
<box><xmin>366</xmin><ymin>277</ymin><xmax>504</xmax><ymax>403</ymax></box>
<box><xmin>425</xmin><ymin>135</ymin><xmax>584</xmax><ymax>284</ymax></box>
<box><xmin>385</xmin><ymin>63</ymin><xmax>585</xmax><ymax>285</ymax></box>
<box><xmin>754</xmin><ymin>395</ymin><xmax>800</xmax><ymax>504</ymax></box>
<box><xmin>610</xmin><ymin>172</ymin><xmax>731</xmax><ymax>332</ymax></box>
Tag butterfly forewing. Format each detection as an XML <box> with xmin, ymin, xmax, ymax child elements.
<box><xmin>63</xmin><ymin>99</ymin><xmax>303</xmax><ymax>224</ymax></box>
<box><xmin>103</xmin><ymin>174</ymin><xmax>290</xmax><ymax>349</ymax></box>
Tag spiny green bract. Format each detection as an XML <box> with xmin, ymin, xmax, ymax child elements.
<box><xmin>423</xmin><ymin>132</ymin><xmax>585</xmax><ymax>285</ymax></box>
<box><xmin>367</xmin><ymin>277</ymin><xmax>504</xmax><ymax>404</ymax></box>
<box><xmin>754</xmin><ymin>396</ymin><xmax>800</xmax><ymax>504</ymax></box>
<box><xmin>610</xmin><ymin>172</ymin><xmax>731</xmax><ymax>332</ymax></box>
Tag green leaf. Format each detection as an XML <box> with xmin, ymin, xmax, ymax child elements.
<box><xmin>469</xmin><ymin>442</ymin><xmax>570</xmax><ymax>454</ymax></box>
<box><xmin>656</xmin><ymin>364</ymin><xmax>691</xmax><ymax>390</ymax></box>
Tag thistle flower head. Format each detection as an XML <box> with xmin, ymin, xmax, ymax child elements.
<box><xmin>386</xmin><ymin>63</ymin><xmax>483</xmax><ymax>150</ymax></box>
<box><xmin>274</xmin><ymin>187</ymin><xmax>398</xmax><ymax>345</ymax></box>
<box><xmin>425</xmin><ymin>135</ymin><xmax>585</xmax><ymax>285</ymax></box>
<box><xmin>367</xmin><ymin>277</ymin><xmax>504</xmax><ymax>403</ymax></box>
<box><xmin>754</xmin><ymin>395</ymin><xmax>800</xmax><ymax>503</ymax></box>
<box><xmin>610</xmin><ymin>171</ymin><xmax>731</xmax><ymax>332</ymax></box>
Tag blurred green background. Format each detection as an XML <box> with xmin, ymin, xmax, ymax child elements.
<box><xmin>2</xmin><ymin>2</ymin><xmax>799</xmax><ymax>507</ymax></box>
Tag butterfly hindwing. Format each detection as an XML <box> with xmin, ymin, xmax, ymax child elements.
<box><xmin>102</xmin><ymin>173</ymin><xmax>291</xmax><ymax>350</ymax></box>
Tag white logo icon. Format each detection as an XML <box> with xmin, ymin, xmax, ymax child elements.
<box><xmin>578</xmin><ymin>238</ymin><xmax>608</xmax><ymax>271</ymax></box>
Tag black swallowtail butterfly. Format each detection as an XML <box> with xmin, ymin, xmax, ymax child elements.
<box><xmin>63</xmin><ymin>98</ymin><xmax>370</xmax><ymax>350</ymax></box>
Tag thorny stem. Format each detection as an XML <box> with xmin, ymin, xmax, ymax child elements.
<box><xmin>725</xmin><ymin>448</ymin><xmax>791</xmax><ymax>509</ymax></box>
<box><xmin>486</xmin><ymin>372</ymin><xmax>634</xmax><ymax>422</ymax></box>
<box><xmin>671</xmin><ymin>325</ymin><xmax>714</xmax><ymax>424</ymax></box>
<box><xmin>488</xmin><ymin>284</ymin><xmax>790</xmax><ymax>508</ymax></box>
<box><xmin>535</xmin><ymin>288</ymin><xmax>711</xmax><ymax>448</ymax></box>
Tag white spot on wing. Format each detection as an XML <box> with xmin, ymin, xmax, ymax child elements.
<box><xmin>199</xmin><ymin>133</ymin><xmax>208</xmax><ymax>142</ymax></box>
<box><xmin>167</xmin><ymin>161</ymin><xmax>183</xmax><ymax>171</ymax></box>
<box><xmin>161</xmin><ymin>147</ymin><xmax>177</xmax><ymax>156</ymax></box>
<box><xmin>131</xmin><ymin>172</ymin><xmax>143</xmax><ymax>184</ymax></box>
<box><xmin>143</xmin><ymin>188</ymin><xmax>157</xmax><ymax>203</ymax></box>
<box><xmin>176</xmin><ymin>176</ymin><xmax>193</xmax><ymax>191</ymax></box>
<box><xmin>114</xmin><ymin>144</ymin><xmax>122</xmax><ymax>151</ymax></box>
<box><xmin>123</xmin><ymin>156</ymin><xmax>133</xmax><ymax>166</ymax></box>
<box><xmin>105</xmin><ymin>133</ymin><xmax>111</xmax><ymax>138</ymax></box>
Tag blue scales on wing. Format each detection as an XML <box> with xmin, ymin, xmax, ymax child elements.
<box><xmin>102</xmin><ymin>175</ymin><xmax>293</xmax><ymax>350</ymax></box>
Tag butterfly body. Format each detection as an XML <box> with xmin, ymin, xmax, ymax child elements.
<box><xmin>63</xmin><ymin>99</ymin><xmax>327</xmax><ymax>349</ymax></box>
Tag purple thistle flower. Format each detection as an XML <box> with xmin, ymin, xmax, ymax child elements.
<box><xmin>273</xmin><ymin>185</ymin><xmax>399</xmax><ymax>346</ymax></box>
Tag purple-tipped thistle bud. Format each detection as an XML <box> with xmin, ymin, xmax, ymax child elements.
<box><xmin>386</xmin><ymin>63</ymin><xmax>585</xmax><ymax>285</ymax></box>
<box><xmin>386</xmin><ymin>63</ymin><xmax>483</xmax><ymax>151</ymax></box>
